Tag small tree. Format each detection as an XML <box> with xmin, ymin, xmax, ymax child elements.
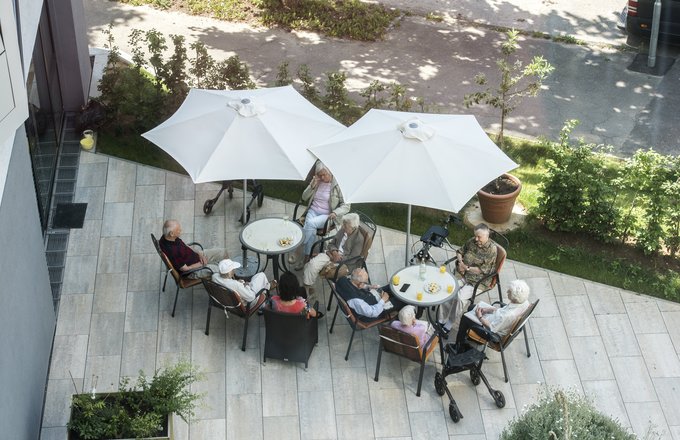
<box><xmin>464</xmin><ymin>29</ymin><xmax>554</xmax><ymax>148</ymax></box>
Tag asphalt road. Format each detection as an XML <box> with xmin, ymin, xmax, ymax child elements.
<box><xmin>83</xmin><ymin>0</ymin><xmax>679</xmax><ymax>156</ymax></box>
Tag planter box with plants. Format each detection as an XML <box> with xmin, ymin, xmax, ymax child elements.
<box><xmin>67</xmin><ymin>362</ymin><xmax>202</xmax><ymax>440</ymax></box>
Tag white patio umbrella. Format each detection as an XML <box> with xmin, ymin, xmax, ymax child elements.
<box><xmin>143</xmin><ymin>85</ymin><xmax>345</xmax><ymax>275</ymax></box>
<box><xmin>309</xmin><ymin>109</ymin><xmax>518</xmax><ymax>265</ymax></box>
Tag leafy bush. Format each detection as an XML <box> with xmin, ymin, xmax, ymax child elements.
<box><xmin>501</xmin><ymin>389</ymin><xmax>636</xmax><ymax>440</ymax></box>
<box><xmin>537</xmin><ymin>120</ymin><xmax>618</xmax><ymax>241</ymax></box>
<box><xmin>68</xmin><ymin>362</ymin><xmax>202</xmax><ymax>440</ymax></box>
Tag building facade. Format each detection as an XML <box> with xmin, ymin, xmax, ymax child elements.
<box><xmin>0</xmin><ymin>0</ymin><xmax>90</xmax><ymax>437</ymax></box>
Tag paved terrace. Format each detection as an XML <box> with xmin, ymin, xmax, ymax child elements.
<box><xmin>41</xmin><ymin>151</ymin><xmax>680</xmax><ymax>439</ymax></box>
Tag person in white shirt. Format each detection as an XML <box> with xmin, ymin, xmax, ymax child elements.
<box><xmin>212</xmin><ymin>259</ymin><xmax>271</xmax><ymax>306</ymax></box>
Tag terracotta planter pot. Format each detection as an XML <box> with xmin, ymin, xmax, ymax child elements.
<box><xmin>477</xmin><ymin>173</ymin><xmax>521</xmax><ymax>224</ymax></box>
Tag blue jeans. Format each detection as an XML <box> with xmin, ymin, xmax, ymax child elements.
<box><xmin>302</xmin><ymin>209</ymin><xmax>329</xmax><ymax>255</ymax></box>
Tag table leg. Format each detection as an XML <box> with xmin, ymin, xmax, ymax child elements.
<box><xmin>272</xmin><ymin>255</ymin><xmax>281</xmax><ymax>280</ymax></box>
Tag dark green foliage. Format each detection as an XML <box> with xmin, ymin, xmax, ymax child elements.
<box><xmin>257</xmin><ymin>0</ymin><xmax>401</xmax><ymax>41</ymax></box>
<box><xmin>205</xmin><ymin>55</ymin><xmax>256</xmax><ymax>90</ymax></box>
<box><xmin>501</xmin><ymin>390</ymin><xmax>636</xmax><ymax>440</ymax></box>
<box><xmin>68</xmin><ymin>362</ymin><xmax>202</xmax><ymax>440</ymax></box>
<box><xmin>537</xmin><ymin>121</ymin><xmax>618</xmax><ymax>241</ymax></box>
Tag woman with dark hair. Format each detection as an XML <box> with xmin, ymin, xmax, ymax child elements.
<box><xmin>270</xmin><ymin>272</ymin><xmax>322</xmax><ymax>318</ymax></box>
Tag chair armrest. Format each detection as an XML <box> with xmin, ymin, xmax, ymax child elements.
<box><xmin>293</xmin><ymin>200</ymin><xmax>306</xmax><ymax>224</ymax></box>
<box><xmin>466</xmin><ymin>270</ymin><xmax>500</xmax><ymax>311</ymax></box>
<box><xmin>179</xmin><ymin>265</ymin><xmax>212</xmax><ymax>278</ymax></box>
<box><xmin>332</xmin><ymin>255</ymin><xmax>365</xmax><ymax>280</ymax></box>
<box><xmin>187</xmin><ymin>242</ymin><xmax>204</xmax><ymax>250</ymax></box>
<box><xmin>310</xmin><ymin>235</ymin><xmax>335</xmax><ymax>256</ymax></box>
<box><xmin>468</xmin><ymin>324</ymin><xmax>501</xmax><ymax>344</ymax></box>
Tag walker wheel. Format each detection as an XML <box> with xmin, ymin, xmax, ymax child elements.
<box><xmin>470</xmin><ymin>368</ymin><xmax>481</xmax><ymax>386</ymax></box>
<box><xmin>434</xmin><ymin>372</ymin><xmax>446</xmax><ymax>396</ymax></box>
<box><xmin>492</xmin><ymin>390</ymin><xmax>506</xmax><ymax>408</ymax></box>
<box><xmin>203</xmin><ymin>199</ymin><xmax>215</xmax><ymax>215</ymax></box>
<box><xmin>449</xmin><ymin>402</ymin><xmax>461</xmax><ymax>423</ymax></box>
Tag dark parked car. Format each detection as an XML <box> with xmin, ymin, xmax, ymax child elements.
<box><xmin>626</xmin><ymin>0</ymin><xmax>680</xmax><ymax>38</ymax></box>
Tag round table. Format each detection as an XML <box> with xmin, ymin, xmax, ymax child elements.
<box><xmin>238</xmin><ymin>217</ymin><xmax>304</xmax><ymax>280</ymax></box>
<box><xmin>389</xmin><ymin>264</ymin><xmax>459</xmax><ymax>307</ymax></box>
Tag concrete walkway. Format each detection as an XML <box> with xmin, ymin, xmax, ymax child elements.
<box><xmin>82</xmin><ymin>0</ymin><xmax>680</xmax><ymax>156</ymax></box>
<box><xmin>41</xmin><ymin>152</ymin><xmax>680</xmax><ymax>439</ymax></box>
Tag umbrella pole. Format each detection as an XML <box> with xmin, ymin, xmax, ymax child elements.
<box><xmin>243</xmin><ymin>179</ymin><xmax>248</xmax><ymax>226</ymax></box>
<box><xmin>405</xmin><ymin>204</ymin><xmax>412</xmax><ymax>266</ymax></box>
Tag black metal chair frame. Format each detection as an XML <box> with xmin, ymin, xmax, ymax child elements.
<box><xmin>328</xmin><ymin>280</ymin><xmax>392</xmax><ymax>361</ymax></box>
<box><xmin>374</xmin><ymin>324</ymin><xmax>440</xmax><ymax>396</ymax></box>
<box><xmin>201</xmin><ymin>278</ymin><xmax>268</xmax><ymax>351</ymax></box>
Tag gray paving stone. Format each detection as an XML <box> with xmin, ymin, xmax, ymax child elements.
<box><xmin>226</xmin><ymin>393</ymin><xmax>263</xmax><ymax>440</ymax></box>
<box><xmin>80</xmin><ymin>150</ymin><xmax>108</xmax><ymax>164</ymax></box>
<box><xmin>101</xmin><ymin>202</ymin><xmax>134</xmax><ymax>236</ymax></box>
<box><xmin>557</xmin><ymin>295</ymin><xmax>599</xmax><ymax>337</ymax></box>
<box><xmin>55</xmin><ymin>294</ymin><xmax>93</xmax><ymax>335</ymax></box>
<box><xmin>653</xmin><ymin>377</ymin><xmax>680</xmax><ymax>426</ymax></box>
<box><xmin>409</xmin><ymin>411</ymin><xmax>448</xmax><ymax>440</ymax></box>
<box><xmin>134</xmin><ymin>184</ymin><xmax>165</xmax><ymax>219</ymax></box>
<box><xmin>165</xmin><ymin>172</ymin><xmax>195</xmax><ymax>201</ymax></box>
<box><xmin>127</xmin><ymin>253</ymin><xmax>160</xmax><ymax>292</ymax></box>
<box><xmin>132</xmin><ymin>215</ymin><xmax>165</xmax><ymax>254</ymax></box>
<box><xmin>402</xmin><ymin>363</ymin><xmax>443</xmax><ymax>412</ymax></box>
<box><xmin>164</xmin><ymin>200</ymin><xmax>195</xmax><ymax>235</ymax></box>
<box><xmin>501</xmin><ymin>337</ymin><xmax>543</xmax><ymax>385</ymax></box>
<box><xmin>299</xmin><ymin>390</ymin><xmax>337</xmax><ymax>440</ymax></box>
<box><xmin>511</xmin><ymin>382</ymin><xmax>542</xmax><ymax>415</ymax></box>
<box><xmin>104</xmin><ymin>159</ymin><xmax>136</xmax><ymax>203</ymax></box>
<box><xmin>76</xmin><ymin>161</ymin><xmax>107</xmax><ymax>188</ymax></box>
<box><xmin>637</xmin><ymin>333</ymin><xmax>680</xmax><ymax>378</ymax></box>
<box><xmin>49</xmin><ymin>335</ymin><xmax>88</xmax><ymax>380</ymax></box>
<box><xmin>42</xmin><ymin>379</ymin><xmax>78</xmax><ymax>427</ymax></box>
<box><xmin>67</xmin><ymin>219</ymin><xmax>102</xmax><ymax>256</ymax></box>
<box><xmin>513</xmin><ymin>263</ymin><xmax>548</xmax><ymax>279</ymax></box>
<box><xmin>480</xmin><ymin>407</ymin><xmax>517</xmax><ymax>440</ymax></box>
<box><xmin>524</xmin><ymin>277</ymin><xmax>559</xmax><ymax>318</ymax></box>
<box><xmin>125</xmin><ymin>290</ymin><xmax>159</xmax><ymax>332</ymax></box>
<box><xmin>192</xmin><ymin>371</ymin><xmax>226</xmax><ymax>420</ymax></box>
<box><xmin>121</xmin><ymin>332</ymin><xmax>157</xmax><ymax>377</ymax></box>
<box><xmin>532</xmin><ymin>317</ymin><xmax>572</xmax><ymax>361</ymax></box>
<box><xmin>84</xmin><ymin>355</ymin><xmax>122</xmax><ymax>393</ymax></box>
<box><xmin>597</xmin><ymin>313</ymin><xmax>641</xmax><ymax>357</ymax></box>
<box><xmin>226</xmin><ymin>348</ymin><xmax>261</xmax><ymax>394</ymax></box>
<box><xmin>262</xmin><ymin>366</ymin><xmax>298</xmax><ymax>417</ymax></box>
<box><xmin>582</xmin><ymin>380</ymin><xmax>630</xmax><ymax>428</ymax></box>
<box><xmin>88</xmin><ymin>312</ymin><xmax>125</xmax><ymax>357</ymax></box>
<box><xmin>136</xmin><ymin>166</ymin><xmax>166</xmax><ymax>185</ymax></box>
<box><xmin>263</xmin><ymin>416</ymin><xmax>300</xmax><ymax>440</ymax></box>
<box><xmin>336</xmin><ymin>414</ymin><xmax>375</xmax><ymax>439</ymax></box>
<box><xmin>549</xmin><ymin>272</ymin><xmax>586</xmax><ymax>296</ymax></box>
<box><xmin>296</xmin><ymin>345</ymin><xmax>332</xmax><ymax>392</ymax></box>
<box><xmin>189</xmin><ymin>418</ymin><xmax>226</xmax><ymax>440</ymax></box>
<box><xmin>626</xmin><ymin>401</ymin><xmax>671</xmax><ymax>439</ymax></box>
<box><xmin>61</xmin><ymin>256</ymin><xmax>97</xmax><ymax>295</ymax></box>
<box><xmin>570</xmin><ymin>335</ymin><xmax>614</xmax><ymax>381</ymax></box>
<box><xmin>74</xmin><ymin>185</ymin><xmax>106</xmax><ymax>220</ymax></box>
<box><xmin>97</xmin><ymin>236</ymin><xmax>130</xmax><ymax>274</ymax></box>
<box><xmin>191</xmin><ymin>329</ymin><xmax>226</xmax><ymax>373</ymax></box>
<box><xmin>586</xmin><ymin>283</ymin><xmax>626</xmax><ymax>315</ymax></box>
<box><xmin>93</xmin><ymin>273</ymin><xmax>127</xmax><ymax>313</ymax></box>
<box><xmin>626</xmin><ymin>301</ymin><xmax>667</xmax><ymax>334</ymax></box>
<box><xmin>663</xmin><ymin>310</ymin><xmax>680</xmax><ymax>354</ymax></box>
<box><xmin>611</xmin><ymin>356</ymin><xmax>657</xmax><ymax>403</ymax></box>
<box><xmin>370</xmin><ymin>388</ymin><xmax>411</xmax><ymax>438</ymax></box>
<box><xmin>332</xmin><ymin>367</ymin><xmax>372</xmax><ymax>415</ymax></box>
<box><xmin>540</xmin><ymin>359</ymin><xmax>584</xmax><ymax>395</ymax></box>
<box><xmin>194</xmin><ymin>213</ymin><xmax>226</xmax><ymax>249</ymax></box>
<box><xmin>40</xmin><ymin>427</ymin><xmax>68</xmax><ymax>440</ymax></box>
<box><xmin>442</xmin><ymin>377</ymin><xmax>485</xmax><ymax>436</ymax></box>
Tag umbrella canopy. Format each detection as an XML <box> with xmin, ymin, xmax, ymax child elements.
<box><xmin>142</xmin><ymin>85</ymin><xmax>345</xmax><ymax>183</ymax></box>
<box><xmin>309</xmin><ymin>109</ymin><xmax>518</xmax><ymax>264</ymax></box>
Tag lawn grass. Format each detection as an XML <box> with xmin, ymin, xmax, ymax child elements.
<box><xmin>95</xmin><ymin>131</ymin><xmax>680</xmax><ymax>302</ymax></box>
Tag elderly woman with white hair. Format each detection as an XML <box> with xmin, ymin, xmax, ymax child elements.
<box><xmin>390</xmin><ymin>305</ymin><xmax>433</xmax><ymax>344</ymax></box>
<box><xmin>294</xmin><ymin>161</ymin><xmax>350</xmax><ymax>270</ymax></box>
<box><xmin>453</xmin><ymin>279</ymin><xmax>531</xmax><ymax>349</ymax></box>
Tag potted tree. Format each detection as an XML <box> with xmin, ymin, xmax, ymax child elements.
<box><xmin>477</xmin><ymin>173</ymin><xmax>522</xmax><ymax>224</ymax></box>
<box><xmin>67</xmin><ymin>362</ymin><xmax>202</xmax><ymax>440</ymax></box>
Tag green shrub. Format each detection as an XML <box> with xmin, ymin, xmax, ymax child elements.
<box><xmin>501</xmin><ymin>389</ymin><xmax>636</xmax><ymax>440</ymax></box>
<box><xmin>537</xmin><ymin>120</ymin><xmax>618</xmax><ymax>241</ymax></box>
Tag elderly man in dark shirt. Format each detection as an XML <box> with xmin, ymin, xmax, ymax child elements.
<box><xmin>335</xmin><ymin>268</ymin><xmax>405</xmax><ymax>322</ymax></box>
<box><xmin>158</xmin><ymin>219</ymin><xmax>229</xmax><ymax>278</ymax></box>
